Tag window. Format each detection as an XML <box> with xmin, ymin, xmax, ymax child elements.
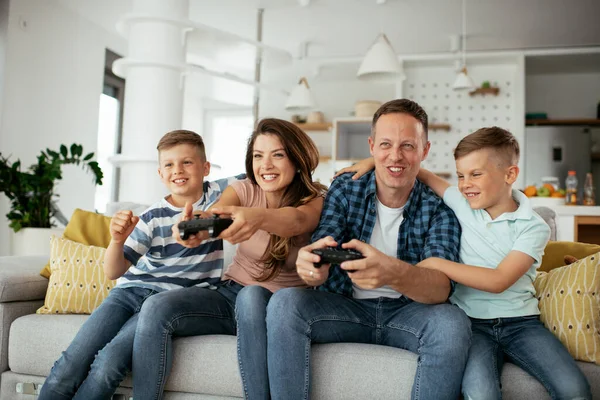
<box><xmin>94</xmin><ymin>50</ymin><xmax>125</xmax><ymax>213</ymax></box>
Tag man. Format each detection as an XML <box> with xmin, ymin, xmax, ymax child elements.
<box><xmin>265</xmin><ymin>99</ymin><xmax>471</xmax><ymax>400</ymax></box>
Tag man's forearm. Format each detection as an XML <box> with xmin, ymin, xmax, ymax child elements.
<box><xmin>389</xmin><ymin>260</ymin><xmax>451</xmax><ymax>304</ymax></box>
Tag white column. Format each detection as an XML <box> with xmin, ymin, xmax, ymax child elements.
<box><xmin>112</xmin><ymin>0</ymin><xmax>190</xmax><ymax>205</ymax></box>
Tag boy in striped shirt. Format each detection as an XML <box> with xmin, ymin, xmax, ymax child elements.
<box><xmin>39</xmin><ymin>130</ymin><xmax>243</xmax><ymax>400</ymax></box>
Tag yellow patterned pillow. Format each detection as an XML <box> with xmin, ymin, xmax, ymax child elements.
<box><xmin>534</xmin><ymin>251</ymin><xmax>600</xmax><ymax>364</ymax></box>
<box><xmin>37</xmin><ymin>236</ymin><xmax>116</xmax><ymax>315</ymax></box>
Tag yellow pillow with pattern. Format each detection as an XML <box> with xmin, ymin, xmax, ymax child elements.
<box><xmin>40</xmin><ymin>209</ymin><xmax>113</xmax><ymax>278</ymax></box>
<box><xmin>37</xmin><ymin>236</ymin><xmax>116</xmax><ymax>315</ymax></box>
<box><xmin>534</xmin><ymin>251</ymin><xmax>600</xmax><ymax>364</ymax></box>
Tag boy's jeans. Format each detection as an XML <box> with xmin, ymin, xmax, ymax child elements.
<box><xmin>463</xmin><ymin>315</ymin><xmax>591</xmax><ymax>400</ymax></box>
<box><xmin>38</xmin><ymin>287</ymin><xmax>157</xmax><ymax>400</ymax></box>
<box><xmin>266</xmin><ymin>288</ymin><xmax>472</xmax><ymax>400</ymax></box>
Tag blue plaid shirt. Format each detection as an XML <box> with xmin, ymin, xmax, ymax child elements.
<box><xmin>314</xmin><ymin>171</ymin><xmax>461</xmax><ymax>297</ymax></box>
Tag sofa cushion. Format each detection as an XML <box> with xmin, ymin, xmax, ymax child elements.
<box><xmin>534</xmin><ymin>251</ymin><xmax>600</xmax><ymax>364</ymax></box>
<box><xmin>41</xmin><ymin>209</ymin><xmax>113</xmax><ymax>278</ymax></box>
<box><xmin>11</xmin><ymin>313</ymin><xmax>600</xmax><ymax>399</ymax></box>
<box><xmin>37</xmin><ymin>237</ymin><xmax>115</xmax><ymax>315</ymax></box>
<box><xmin>540</xmin><ymin>241</ymin><xmax>600</xmax><ymax>273</ymax></box>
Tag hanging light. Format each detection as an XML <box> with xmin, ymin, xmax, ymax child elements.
<box><xmin>357</xmin><ymin>33</ymin><xmax>406</xmax><ymax>83</ymax></box>
<box><xmin>453</xmin><ymin>0</ymin><xmax>475</xmax><ymax>91</ymax></box>
<box><xmin>285</xmin><ymin>77</ymin><xmax>316</xmax><ymax>111</ymax></box>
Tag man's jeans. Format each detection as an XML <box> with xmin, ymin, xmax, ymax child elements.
<box><xmin>463</xmin><ymin>316</ymin><xmax>591</xmax><ymax>400</ymax></box>
<box><xmin>38</xmin><ymin>287</ymin><xmax>157</xmax><ymax>400</ymax></box>
<box><xmin>266</xmin><ymin>288</ymin><xmax>471</xmax><ymax>400</ymax></box>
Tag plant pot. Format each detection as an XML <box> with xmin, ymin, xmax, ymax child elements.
<box><xmin>10</xmin><ymin>227</ymin><xmax>64</xmax><ymax>257</ymax></box>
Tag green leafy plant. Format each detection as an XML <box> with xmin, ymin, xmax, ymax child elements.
<box><xmin>0</xmin><ymin>144</ymin><xmax>103</xmax><ymax>232</ymax></box>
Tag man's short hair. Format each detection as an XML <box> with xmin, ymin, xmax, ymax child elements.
<box><xmin>156</xmin><ymin>130</ymin><xmax>206</xmax><ymax>161</ymax></box>
<box><xmin>371</xmin><ymin>99</ymin><xmax>429</xmax><ymax>141</ymax></box>
<box><xmin>454</xmin><ymin>126</ymin><xmax>520</xmax><ymax>166</ymax></box>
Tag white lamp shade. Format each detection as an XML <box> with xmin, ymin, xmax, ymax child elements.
<box><xmin>285</xmin><ymin>77</ymin><xmax>316</xmax><ymax>111</ymax></box>
<box><xmin>357</xmin><ymin>34</ymin><xmax>406</xmax><ymax>83</ymax></box>
<box><xmin>452</xmin><ymin>66</ymin><xmax>475</xmax><ymax>91</ymax></box>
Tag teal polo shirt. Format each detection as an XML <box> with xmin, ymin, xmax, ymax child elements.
<box><xmin>443</xmin><ymin>187</ymin><xmax>551</xmax><ymax>319</ymax></box>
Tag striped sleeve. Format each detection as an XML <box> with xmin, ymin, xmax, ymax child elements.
<box><xmin>123</xmin><ymin>215</ymin><xmax>153</xmax><ymax>266</ymax></box>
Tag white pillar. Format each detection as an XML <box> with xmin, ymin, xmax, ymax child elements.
<box><xmin>112</xmin><ymin>0</ymin><xmax>190</xmax><ymax>205</ymax></box>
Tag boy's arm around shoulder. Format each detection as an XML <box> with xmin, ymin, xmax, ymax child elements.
<box><xmin>418</xmin><ymin>217</ymin><xmax>551</xmax><ymax>294</ymax></box>
<box><xmin>417</xmin><ymin>168</ymin><xmax>450</xmax><ymax>198</ymax></box>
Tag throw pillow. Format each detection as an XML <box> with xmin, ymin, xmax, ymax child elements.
<box><xmin>37</xmin><ymin>236</ymin><xmax>116</xmax><ymax>315</ymax></box>
<box><xmin>40</xmin><ymin>209</ymin><xmax>112</xmax><ymax>278</ymax></box>
<box><xmin>539</xmin><ymin>241</ymin><xmax>600</xmax><ymax>273</ymax></box>
<box><xmin>534</xmin><ymin>251</ymin><xmax>600</xmax><ymax>364</ymax></box>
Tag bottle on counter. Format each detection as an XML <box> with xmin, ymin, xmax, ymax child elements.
<box><xmin>565</xmin><ymin>170</ymin><xmax>578</xmax><ymax>205</ymax></box>
<box><xmin>583</xmin><ymin>172</ymin><xmax>596</xmax><ymax>206</ymax></box>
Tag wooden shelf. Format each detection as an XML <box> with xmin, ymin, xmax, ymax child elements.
<box><xmin>430</xmin><ymin>123</ymin><xmax>451</xmax><ymax>131</ymax></box>
<box><xmin>294</xmin><ymin>122</ymin><xmax>332</xmax><ymax>131</ymax></box>
<box><xmin>526</xmin><ymin>118</ymin><xmax>600</xmax><ymax>126</ymax></box>
<box><xmin>469</xmin><ymin>87</ymin><xmax>500</xmax><ymax>96</ymax></box>
<box><xmin>319</xmin><ymin>156</ymin><xmax>332</xmax><ymax>162</ymax></box>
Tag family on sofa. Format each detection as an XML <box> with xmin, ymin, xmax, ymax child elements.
<box><xmin>38</xmin><ymin>99</ymin><xmax>591</xmax><ymax>400</ymax></box>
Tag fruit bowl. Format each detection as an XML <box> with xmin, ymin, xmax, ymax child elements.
<box><xmin>528</xmin><ymin>197</ymin><xmax>566</xmax><ymax>208</ymax></box>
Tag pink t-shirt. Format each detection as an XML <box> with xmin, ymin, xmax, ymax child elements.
<box><xmin>222</xmin><ymin>179</ymin><xmax>309</xmax><ymax>292</ymax></box>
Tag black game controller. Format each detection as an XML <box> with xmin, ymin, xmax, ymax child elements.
<box><xmin>178</xmin><ymin>215</ymin><xmax>233</xmax><ymax>240</ymax></box>
<box><xmin>311</xmin><ymin>248</ymin><xmax>365</xmax><ymax>268</ymax></box>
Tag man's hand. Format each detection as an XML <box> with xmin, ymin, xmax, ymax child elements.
<box><xmin>171</xmin><ymin>202</ymin><xmax>211</xmax><ymax>248</ymax></box>
<box><xmin>339</xmin><ymin>239</ymin><xmax>402</xmax><ymax>289</ymax></box>
<box><xmin>296</xmin><ymin>236</ymin><xmax>338</xmax><ymax>286</ymax></box>
<box><xmin>110</xmin><ymin>210</ymin><xmax>139</xmax><ymax>244</ymax></box>
<box><xmin>211</xmin><ymin>205</ymin><xmax>266</xmax><ymax>244</ymax></box>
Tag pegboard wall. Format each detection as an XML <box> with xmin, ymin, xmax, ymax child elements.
<box><xmin>404</xmin><ymin>63</ymin><xmax>520</xmax><ymax>184</ymax></box>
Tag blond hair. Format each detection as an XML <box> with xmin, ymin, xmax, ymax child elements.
<box><xmin>157</xmin><ymin>130</ymin><xmax>206</xmax><ymax>161</ymax></box>
<box><xmin>454</xmin><ymin>127</ymin><xmax>519</xmax><ymax>166</ymax></box>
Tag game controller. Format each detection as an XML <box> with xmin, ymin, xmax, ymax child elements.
<box><xmin>311</xmin><ymin>248</ymin><xmax>365</xmax><ymax>268</ymax></box>
<box><xmin>178</xmin><ymin>215</ymin><xmax>233</xmax><ymax>240</ymax></box>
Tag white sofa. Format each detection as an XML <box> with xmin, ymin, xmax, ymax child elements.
<box><xmin>0</xmin><ymin>209</ymin><xmax>599</xmax><ymax>399</ymax></box>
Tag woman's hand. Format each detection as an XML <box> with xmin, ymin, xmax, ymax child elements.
<box><xmin>171</xmin><ymin>203</ymin><xmax>211</xmax><ymax>248</ymax></box>
<box><xmin>333</xmin><ymin>157</ymin><xmax>375</xmax><ymax>180</ymax></box>
<box><xmin>211</xmin><ymin>205</ymin><xmax>267</xmax><ymax>245</ymax></box>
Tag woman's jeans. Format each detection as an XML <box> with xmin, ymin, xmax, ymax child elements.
<box><xmin>266</xmin><ymin>288</ymin><xmax>472</xmax><ymax>400</ymax></box>
<box><xmin>133</xmin><ymin>280</ymin><xmax>275</xmax><ymax>400</ymax></box>
<box><xmin>37</xmin><ymin>287</ymin><xmax>157</xmax><ymax>400</ymax></box>
<box><xmin>462</xmin><ymin>315</ymin><xmax>591</xmax><ymax>400</ymax></box>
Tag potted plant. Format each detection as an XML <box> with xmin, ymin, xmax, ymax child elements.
<box><xmin>0</xmin><ymin>144</ymin><xmax>103</xmax><ymax>234</ymax></box>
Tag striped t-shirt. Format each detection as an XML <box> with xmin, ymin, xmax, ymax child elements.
<box><xmin>117</xmin><ymin>175</ymin><xmax>244</xmax><ymax>292</ymax></box>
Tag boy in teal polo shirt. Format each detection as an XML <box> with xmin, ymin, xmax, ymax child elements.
<box><xmin>416</xmin><ymin>127</ymin><xmax>590</xmax><ymax>399</ymax></box>
<box><xmin>339</xmin><ymin>126</ymin><xmax>591</xmax><ymax>399</ymax></box>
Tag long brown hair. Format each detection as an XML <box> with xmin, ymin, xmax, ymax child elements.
<box><xmin>245</xmin><ymin>118</ymin><xmax>327</xmax><ymax>281</ymax></box>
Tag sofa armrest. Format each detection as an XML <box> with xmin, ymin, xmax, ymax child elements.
<box><xmin>0</xmin><ymin>256</ymin><xmax>49</xmax><ymax>302</ymax></box>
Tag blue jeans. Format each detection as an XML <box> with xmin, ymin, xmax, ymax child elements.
<box><xmin>132</xmin><ymin>280</ymin><xmax>242</xmax><ymax>400</ymax></box>
<box><xmin>38</xmin><ymin>286</ymin><xmax>157</xmax><ymax>400</ymax></box>
<box><xmin>266</xmin><ymin>288</ymin><xmax>471</xmax><ymax>400</ymax></box>
<box><xmin>462</xmin><ymin>316</ymin><xmax>591</xmax><ymax>400</ymax></box>
<box><xmin>235</xmin><ymin>285</ymin><xmax>273</xmax><ymax>400</ymax></box>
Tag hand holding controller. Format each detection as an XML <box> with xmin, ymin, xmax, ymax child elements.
<box><xmin>178</xmin><ymin>215</ymin><xmax>233</xmax><ymax>240</ymax></box>
<box><xmin>311</xmin><ymin>247</ymin><xmax>365</xmax><ymax>268</ymax></box>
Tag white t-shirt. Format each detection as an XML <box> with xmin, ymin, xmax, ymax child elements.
<box><xmin>353</xmin><ymin>197</ymin><xmax>404</xmax><ymax>299</ymax></box>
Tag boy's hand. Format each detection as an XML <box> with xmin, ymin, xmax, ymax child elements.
<box><xmin>110</xmin><ymin>210</ymin><xmax>139</xmax><ymax>244</ymax></box>
<box><xmin>171</xmin><ymin>202</ymin><xmax>210</xmax><ymax>248</ymax></box>
<box><xmin>296</xmin><ymin>236</ymin><xmax>338</xmax><ymax>286</ymax></box>
<box><xmin>340</xmin><ymin>239</ymin><xmax>400</xmax><ymax>289</ymax></box>
<box><xmin>333</xmin><ymin>157</ymin><xmax>375</xmax><ymax>180</ymax></box>
<box><xmin>211</xmin><ymin>206</ymin><xmax>265</xmax><ymax>245</ymax></box>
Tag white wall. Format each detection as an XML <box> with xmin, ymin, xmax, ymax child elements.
<box><xmin>0</xmin><ymin>0</ymin><xmax>126</xmax><ymax>255</ymax></box>
<box><xmin>526</xmin><ymin>72</ymin><xmax>600</xmax><ymax>119</ymax></box>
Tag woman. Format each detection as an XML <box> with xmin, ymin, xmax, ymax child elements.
<box><xmin>131</xmin><ymin>118</ymin><xmax>326</xmax><ymax>400</ymax></box>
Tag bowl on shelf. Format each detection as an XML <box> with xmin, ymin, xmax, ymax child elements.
<box><xmin>529</xmin><ymin>196</ymin><xmax>566</xmax><ymax>208</ymax></box>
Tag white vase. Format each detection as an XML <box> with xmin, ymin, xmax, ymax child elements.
<box><xmin>10</xmin><ymin>227</ymin><xmax>64</xmax><ymax>257</ymax></box>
